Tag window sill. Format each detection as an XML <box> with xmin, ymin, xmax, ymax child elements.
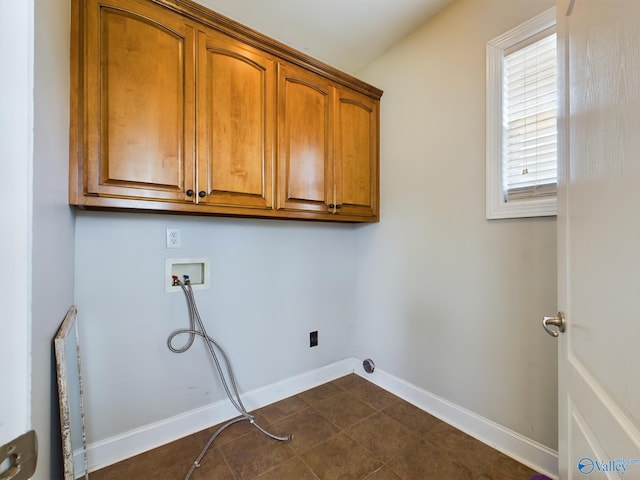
<box><xmin>486</xmin><ymin>194</ymin><xmax>557</xmax><ymax>219</ymax></box>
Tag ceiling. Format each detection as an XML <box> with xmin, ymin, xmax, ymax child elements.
<box><xmin>196</xmin><ymin>0</ymin><xmax>457</xmax><ymax>74</ymax></box>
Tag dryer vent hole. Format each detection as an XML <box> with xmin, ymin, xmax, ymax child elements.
<box><xmin>363</xmin><ymin>358</ymin><xmax>375</xmax><ymax>374</ymax></box>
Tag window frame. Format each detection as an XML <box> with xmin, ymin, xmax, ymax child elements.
<box><xmin>486</xmin><ymin>8</ymin><xmax>557</xmax><ymax>220</ymax></box>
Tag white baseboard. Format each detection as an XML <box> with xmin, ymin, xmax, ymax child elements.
<box><xmin>83</xmin><ymin>357</ymin><xmax>558</xmax><ymax>479</ymax></box>
<box><xmin>352</xmin><ymin>361</ymin><xmax>559</xmax><ymax>479</ymax></box>
<box><xmin>84</xmin><ymin>358</ymin><xmax>356</xmax><ymax>473</ymax></box>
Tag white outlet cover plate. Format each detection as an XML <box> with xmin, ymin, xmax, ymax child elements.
<box><xmin>166</xmin><ymin>228</ymin><xmax>181</xmax><ymax>248</ymax></box>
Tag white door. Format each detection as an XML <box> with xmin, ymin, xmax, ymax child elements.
<box><xmin>0</xmin><ymin>0</ymin><xmax>32</xmax><ymax>452</ymax></box>
<box><xmin>556</xmin><ymin>0</ymin><xmax>640</xmax><ymax>478</ymax></box>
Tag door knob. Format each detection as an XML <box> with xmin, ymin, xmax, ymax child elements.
<box><xmin>542</xmin><ymin>311</ymin><xmax>566</xmax><ymax>337</ymax></box>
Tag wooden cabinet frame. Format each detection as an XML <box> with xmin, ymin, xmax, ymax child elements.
<box><xmin>70</xmin><ymin>0</ymin><xmax>382</xmax><ymax>222</ymax></box>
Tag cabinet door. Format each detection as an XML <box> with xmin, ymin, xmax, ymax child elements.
<box><xmin>196</xmin><ymin>30</ymin><xmax>275</xmax><ymax>209</ymax></box>
<box><xmin>334</xmin><ymin>87</ymin><xmax>379</xmax><ymax>219</ymax></box>
<box><xmin>84</xmin><ymin>0</ymin><xmax>196</xmax><ymax>202</ymax></box>
<box><xmin>277</xmin><ymin>63</ymin><xmax>333</xmax><ymax>213</ymax></box>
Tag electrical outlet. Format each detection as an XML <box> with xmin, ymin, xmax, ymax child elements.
<box><xmin>310</xmin><ymin>331</ymin><xmax>318</xmax><ymax>347</ymax></box>
<box><xmin>166</xmin><ymin>228</ymin><xmax>181</xmax><ymax>248</ymax></box>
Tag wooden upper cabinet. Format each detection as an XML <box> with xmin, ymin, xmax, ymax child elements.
<box><xmin>334</xmin><ymin>87</ymin><xmax>379</xmax><ymax>218</ymax></box>
<box><xmin>81</xmin><ymin>0</ymin><xmax>196</xmax><ymax>202</ymax></box>
<box><xmin>196</xmin><ymin>30</ymin><xmax>275</xmax><ymax>210</ymax></box>
<box><xmin>277</xmin><ymin>65</ymin><xmax>379</xmax><ymax>220</ymax></box>
<box><xmin>70</xmin><ymin>0</ymin><xmax>382</xmax><ymax>221</ymax></box>
<box><xmin>277</xmin><ymin>63</ymin><xmax>332</xmax><ymax>214</ymax></box>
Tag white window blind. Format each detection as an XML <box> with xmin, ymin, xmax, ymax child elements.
<box><xmin>502</xmin><ymin>32</ymin><xmax>557</xmax><ymax>202</ymax></box>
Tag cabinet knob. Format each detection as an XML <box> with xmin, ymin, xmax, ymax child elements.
<box><xmin>328</xmin><ymin>204</ymin><xmax>335</xmax><ymax>209</ymax></box>
<box><xmin>335</xmin><ymin>204</ymin><xmax>342</xmax><ymax>209</ymax></box>
<box><xmin>186</xmin><ymin>189</ymin><xmax>194</xmax><ymax>197</ymax></box>
<box><xmin>198</xmin><ymin>191</ymin><xmax>206</xmax><ymax>198</ymax></box>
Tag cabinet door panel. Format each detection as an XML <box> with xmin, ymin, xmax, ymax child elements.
<box><xmin>278</xmin><ymin>65</ymin><xmax>331</xmax><ymax>212</ymax></box>
<box><xmin>335</xmin><ymin>89</ymin><xmax>379</xmax><ymax>218</ymax></box>
<box><xmin>197</xmin><ymin>32</ymin><xmax>274</xmax><ymax>209</ymax></box>
<box><xmin>86</xmin><ymin>0</ymin><xmax>195</xmax><ymax>201</ymax></box>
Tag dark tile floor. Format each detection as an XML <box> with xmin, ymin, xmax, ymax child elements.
<box><xmin>90</xmin><ymin>374</ymin><xmax>541</xmax><ymax>480</ymax></box>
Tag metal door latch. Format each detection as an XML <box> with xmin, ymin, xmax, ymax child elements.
<box><xmin>0</xmin><ymin>431</ymin><xmax>37</xmax><ymax>480</ymax></box>
<box><xmin>542</xmin><ymin>311</ymin><xmax>566</xmax><ymax>338</ymax></box>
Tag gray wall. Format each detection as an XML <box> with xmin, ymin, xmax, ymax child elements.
<box><xmin>75</xmin><ymin>213</ymin><xmax>357</xmax><ymax>442</ymax></box>
<box><xmin>32</xmin><ymin>0</ymin><xmax>76</xmax><ymax>479</ymax></box>
<box><xmin>355</xmin><ymin>0</ymin><xmax>558</xmax><ymax>450</ymax></box>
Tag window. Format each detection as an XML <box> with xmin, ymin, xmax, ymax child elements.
<box><xmin>486</xmin><ymin>8</ymin><xmax>557</xmax><ymax>219</ymax></box>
